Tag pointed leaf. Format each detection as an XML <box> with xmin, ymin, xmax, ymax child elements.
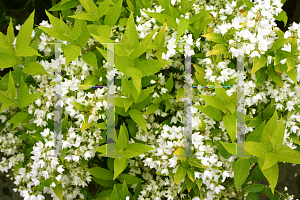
<box><xmin>114</xmin><ymin>157</ymin><xmax>128</xmax><ymax>180</ymax></box>
<box><xmin>245</xmin><ymin>141</ymin><xmax>267</xmax><ymax>158</ymax></box>
<box><xmin>201</xmin><ymin>33</ymin><xmax>225</xmax><ymax>43</ymax></box>
<box><xmin>223</xmin><ymin>114</ymin><xmax>237</xmax><ymax>142</ymax></box>
<box><xmin>234</xmin><ymin>158</ymin><xmax>250</xmax><ymax>192</ymax></box>
<box><xmin>199</xmin><ymin>95</ymin><xmax>227</xmax><ymax>113</ymax></box>
<box><xmin>129</xmin><ymin>110</ymin><xmax>147</xmax><ymax>132</ymax></box>
<box><xmin>16</xmin><ymin>11</ymin><xmax>35</xmax><ymax>49</ymax></box>
<box><xmin>53</xmin><ymin>183</ymin><xmax>63</xmax><ymax>200</ymax></box>
<box><xmin>277</xmin><ymin>146</ymin><xmax>300</xmax><ymax>164</ymax></box>
<box><xmin>79</xmin><ymin>0</ymin><xmax>97</xmax><ymax>14</ymax></box>
<box><xmin>258</xmin><ymin>158</ymin><xmax>278</xmax><ymax>194</ymax></box>
<box><xmin>7</xmin><ymin>71</ymin><xmax>15</xmax><ymax>100</ymax></box>
<box><xmin>104</xmin><ymin>0</ymin><xmax>123</xmax><ymax>27</ymax></box>
<box><xmin>87</xmin><ymin>167</ymin><xmax>114</xmax><ymax>180</ymax></box>
<box><xmin>136</xmin><ymin>60</ymin><xmax>171</xmax><ymax>77</ymax></box>
<box><xmin>174</xmin><ymin>165</ymin><xmax>186</xmax><ymax>184</ymax></box>
<box><xmin>123</xmin><ymin>143</ymin><xmax>154</xmax><ymax>158</ymax></box>
<box><xmin>207</xmin><ymin>44</ymin><xmax>228</xmax><ymax>56</ymax></box>
<box><xmin>261</xmin><ymin>152</ymin><xmax>278</xmax><ymax>170</ymax></box>
<box><xmin>251</xmin><ymin>55</ymin><xmax>267</xmax><ymax>76</ymax></box>
<box><xmin>7</xmin><ymin>18</ymin><xmax>15</xmax><ymax>45</ymax></box>
<box><xmin>272</xmin><ymin>117</ymin><xmax>285</xmax><ymax>147</ymax></box>
<box><xmin>220</xmin><ymin>141</ymin><xmax>237</xmax><ymax>155</ymax></box>
<box><xmin>23</xmin><ymin>62</ymin><xmax>50</xmax><ymax>76</ymax></box>
<box><xmin>15</xmin><ymin>46</ymin><xmax>42</xmax><ymax>57</ymax></box>
<box><xmin>142</xmin><ymin>11</ymin><xmax>178</xmax><ymax>29</ymax></box>
<box><xmin>63</xmin><ymin>44</ymin><xmax>81</xmax><ymax>67</ymax></box>
<box><xmin>7</xmin><ymin>112</ymin><xmax>28</xmax><ymax>130</ymax></box>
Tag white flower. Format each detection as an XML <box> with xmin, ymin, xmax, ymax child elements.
<box><xmin>57</xmin><ymin>165</ymin><xmax>64</xmax><ymax>174</ymax></box>
<box><xmin>280</xmin><ymin>58</ymin><xmax>287</xmax><ymax>65</ymax></box>
<box><xmin>281</xmin><ymin>43</ymin><xmax>291</xmax><ymax>52</ymax></box>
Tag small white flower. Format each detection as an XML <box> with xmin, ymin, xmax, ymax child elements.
<box><xmin>282</xmin><ymin>43</ymin><xmax>291</xmax><ymax>52</ymax></box>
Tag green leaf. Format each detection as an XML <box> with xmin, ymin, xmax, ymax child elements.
<box><xmin>23</xmin><ymin>62</ymin><xmax>50</xmax><ymax>76</ymax></box>
<box><xmin>142</xmin><ymin>11</ymin><xmax>178</xmax><ymax>29</ymax></box>
<box><xmin>123</xmin><ymin>98</ymin><xmax>134</xmax><ymax>112</ymax></box>
<box><xmin>97</xmin><ymin>24</ymin><xmax>111</xmax><ymax>39</ymax></box>
<box><xmin>120</xmin><ymin>180</ymin><xmax>131</xmax><ymax>199</ymax></box>
<box><xmin>118</xmin><ymin>174</ymin><xmax>142</xmax><ymax>185</ymax></box>
<box><xmin>245</xmin><ymin>141</ymin><xmax>267</xmax><ymax>158</ymax></box>
<box><xmin>82</xmin><ymin>52</ymin><xmax>98</xmax><ymax>69</ymax></box>
<box><xmin>201</xmin><ymin>33</ymin><xmax>225</xmax><ymax>43</ymax></box>
<box><xmin>79</xmin><ymin>0</ymin><xmax>97</xmax><ymax>14</ymax></box>
<box><xmin>267</xmin><ymin>65</ymin><xmax>283</xmax><ymax>88</ymax></box>
<box><xmin>96</xmin><ymin>0</ymin><xmax>111</xmax><ymax>18</ymax></box>
<box><xmin>245</xmin><ymin>121</ymin><xmax>265</xmax><ymax>142</ymax></box>
<box><xmin>7</xmin><ymin>112</ymin><xmax>28</xmax><ymax>130</ymax></box>
<box><xmin>272</xmin><ymin>117</ymin><xmax>284</xmax><ymax>147</ymax></box>
<box><xmin>0</xmin><ymin>49</ymin><xmax>17</xmax><ymax>69</ymax></box>
<box><xmin>219</xmin><ymin>141</ymin><xmax>237</xmax><ymax>155</ymax></box>
<box><xmin>249</xmin><ymin>165</ymin><xmax>264</xmax><ymax>183</ymax></box>
<box><xmin>127</xmin><ymin>79</ymin><xmax>139</xmax><ymax>103</ymax></box>
<box><xmin>275</xmin><ymin>10</ymin><xmax>288</xmax><ymax>27</ymax></box>
<box><xmin>49</xmin><ymin>0</ymin><xmax>77</xmax><ymax>11</ymax></box>
<box><xmin>194</xmin><ymin>16</ymin><xmax>215</xmax><ymax>38</ymax></box>
<box><xmin>87</xmin><ymin>167</ymin><xmax>114</xmax><ymax>180</ymax></box>
<box><xmin>241</xmin><ymin>0</ymin><xmax>254</xmax><ymax>9</ymax></box>
<box><xmin>261</xmin><ymin>152</ymin><xmax>278</xmax><ymax>170</ymax></box>
<box><xmin>165</xmin><ymin>74</ymin><xmax>173</xmax><ymax>94</ymax></box>
<box><xmin>136</xmin><ymin>60</ymin><xmax>171</xmax><ymax>77</ymax></box>
<box><xmin>63</xmin><ymin>44</ymin><xmax>81</xmax><ymax>67</ymax></box>
<box><xmin>94</xmin><ymin>122</ymin><xmax>106</xmax><ymax>130</ymax></box>
<box><xmin>16</xmin><ymin>11</ymin><xmax>35</xmax><ymax>49</ymax></box>
<box><xmin>129</xmin><ymin>110</ymin><xmax>147</xmax><ymax>132</ymax></box>
<box><xmin>121</xmin><ymin>76</ymin><xmax>130</xmax><ymax>98</ymax></box>
<box><xmin>251</xmin><ymin>55</ymin><xmax>267</xmax><ymax>76</ymax></box>
<box><xmin>174</xmin><ymin>165</ymin><xmax>186</xmax><ymax>184</ymax></box>
<box><xmin>263</xmin><ymin>110</ymin><xmax>278</xmax><ymax>139</ymax></box>
<box><xmin>114</xmin><ymin>157</ymin><xmax>128</xmax><ymax>180</ymax></box>
<box><xmin>53</xmin><ymin>183</ymin><xmax>63</xmax><ymax>200</ymax></box>
<box><xmin>17</xmin><ymin>77</ymin><xmax>44</xmax><ymax>108</ymax></box>
<box><xmin>7</xmin><ymin>18</ymin><xmax>15</xmax><ymax>45</ymax></box>
<box><xmin>246</xmin><ymin>192</ymin><xmax>259</xmax><ymax>200</ymax></box>
<box><xmin>234</xmin><ymin>158</ymin><xmax>250</xmax><ymax>192</ymax></box>
<box><xmin>110</xmin><ymin>185</ymin><xmax>120</xmax><ymax>200</ymax></box>
<box><xmin>45</xmin><ymin>10</ymin><xmax>64</xmax><ymax>32</ymax></box>
<box><xmin>176</xmin><ymin>88</ymin><xmax>185</xmax><ymax>103</ymax></box>
<box><xmin>207</xmin><ymin>44</ymin><xmax>228</xmax><ymax>56</ymax></box>
<box><xmin>125</xmin><ymin>67</ymin><xmax>142</xmax><ymax>95</ymax></box>
<box><xmin>176</xmin><ymin>17</ymin><xmax>189</xmax><ymax>43</ymax></box>
<box><xmin>223</xmin><ymin>114</ymin><xmax>237</xmax><ymax>142</ymax></box>
<box><xmin>199</xmin><ymin>95</ymin><xmax>227</xmax><ymax>113</ymax></box>
<box><xmin>123</xmin><ymin>143</ymin><xmax>154</xmax><ymax>159</ymax></box>
<box><xmin>104</xmin><ymin>0</ymin><xmax>122</xmax><ymax>27</ymax></box>
<box><xmin>258</xmin><ymin>158</ymin><xmax>278</xmax><ymax>194</ymax></box>
<box><xmin>15</xmin><ymin>45</ymin><xmax>42</xmax><ymax>57</ymax></box>
<box><xmin>7</xmin><ymin>71</ymin><xmax>15</xmax><ymax>100</ymax></box>
<box><xmin>189</xmin><ymin>10</ymin><xmax>212</xmax><ymax>24</ymax></box>
<box><xmin>69</xmin><ymin>12</ymin><xmax>97</xmax><ymax>21</ymax></box>
<box><xmin>277</xmin><ymin>146</ymin><xmax>300</xmax><ymax>164</ymax></box>
<box><xmin>136</xmin><ymin>86</ymin><xmax>156</xmax><ymax>104</ymax></box>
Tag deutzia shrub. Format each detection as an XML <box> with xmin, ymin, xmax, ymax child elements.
<box><xmin>0</xmin><ymin>0</ymin><xmax>299</xmax><ymax>199</ymax></box>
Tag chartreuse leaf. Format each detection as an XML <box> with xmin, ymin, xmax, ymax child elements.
<box><xmin>124</xmin><ymin>67</ymin><xmax>142</xmax><ymax>95</ymax></box>
<box><xmin>129</xmin><ymin>110</ymin><xmax>147</xmax><ymax>132</ymax></box>
<box><xmin>74</xmin><ymin>20</ymin><xmax>89</xmax><ymax>47</ymax></box>
<box><xmin>267</xmin><ymin>64</ymin><xmax>283</xmax><ymax>88</ymax></box>
<box><xmin>286</xmin><ymin>67</ymin><xmax>298</xmax><ymax>85</ymax></box>
<box><xmin>69</xmin><ymin>12</ymin><xmax>96</xmax><ymax>21</ymax></box>
<box><xmin>194</xmin><ymin>16</ymin><xmax>215</xmax><ymax>38</ymax></box>
<box><xmin>154</xmin><ymin>19</ymin><xmax>167</xmax><ymax>48</ymax></box>
<box><xmin>83</xmin><ymin>75</ymin><xmax>98</xmax><ymax>90</ymax></box>
<box><xmin>272</xmin><ymin>117</ymin><xmax>284</xmax><ymax>147</ymax></box>
<box><xmin>87</xmin><ymin>167</ymin><xmax>114</xmax><ymax>180</ymax></box>
<box><xmin>201</xmin><ymin>33</ymin><xmax>225</xmax><ymax>43</ymax></box>
<box><xmin>81</xmin><ymin>113</ymin><xmax>92</xmax><ymax>132</ymax></box>
<box><xmin>251</xmin><ymin>55</ymin><xmax>267</xmax><ymax>76</ymax></box>
<box><xmin>176</xmin><ymin>88</ymin><xmax>185</xmax><ymax>103</ymax></box>
<box><xmin>127</xmin><ymin>79</ymin><xmax>139</xmax><ymax>103</ymax></box>
<box><xmin>7</xmin><ymin>112</ymin><xmax>28</xmax><ymax>130</ymax></box>
<box><xmin>15</xmin><ymin>46</ymin><xmax>42</xmax><ymax>57</ymax></box>
<box><xmin>121</xmin><ymin>75</ymin><xmax>131</xmax><ymax>98</ymax></box>
<box><xmin>104</xmin><ymin>0</ymin><xmax>123</xmax><ymax>27</ymax></box>
<box><xmin>49</xmin><ymin>0</ymin><xmax>77</xmax><ymax>11</ymax></box>
<box><xmin>165</xmin><ymin>74</ymin><xmax>173</xmax><ymax>94</ymax></box>
<box><xmin>136</xmin><ymin>60</ymin><xmax>171</xmax><ymax>77</ymax></box>
<box><xmin>207</xmin><ymin>44</ymin><xmax>228</xmax><ymax>56</ymax></box>
<box><xmin>0</xmin><ymin>48</ymin><xmax>17</xmax><ymax>69</ymax></box>
<box><xmin>122</xmin><ymin>12</ymin><xmax>139</xmax><ymax>54</ymax></box>
<box><xmin>96</xmin><ymin>0</ymin><xmax>111</xmax><ymax>18</ymax></box>
<box><xmin>111</xmin><ymin>185</ymin><xmax>120</xmax><ymax>200</ymax></box>
<box><xmin>275</xmin><ymin>10</ymin><xmax>288</xmax><ymax>27</ymax></box>
<box><xmin>245</xmin><ymin>141</ymin><xmax>267</xmax><ymax>158</ymax></box>
<box><xmin>199</xmin><ymin>95</ymin><xmax>227</xmax><ymax>113</ymax></box>
<box><xmin>223</xmin><ymin>114</ymin><xmax>237</xmax><ymax>142</ymax></box>
<box><xmin>276</xmin><ymin>146</ymin><xmax>300</xmax><ymax>164</ymax></box>
<box><xmin>258</xmin><ymin>158</ymin><xmax>278</xmax><ymax>194</ymax></box>
<box><xmin>270</xmin><ymin>37</ymin><xmax>292</xmax><ymax>51</ymax></box>
<box><xmin>0</xmin><ymin>33</ymin><xmax>12</xmax><ymax>49</ymax></box>
<box><xmin>16</xmin><ymin>10</ymin><xmax>35</xmax><ymax>49</ymax></box>
<box><xmin>176</xmin><ymin>17</ymin><xmax>189</xmax><ymax>43</ymax></box>
<box><xmin>142</xmin><ymin>11</ymin><xmax>178</xmax><ymax>29</ymax></box>
<box><xmin>286</xmin><ymin>57</ymin><xmax>295</xmax><ymax>72</ymax></box>
<box><xmin>118</xmin><ymin>174</ymin><xmax>143</xmax><ymax>185</ymax></box>
<box><xmin>82</xmin><ymin>52</ymin><xmax>98</xmax><ymax>69</ymax></box>
<box><xmin>123</xmin><ymin>98</ymin><xmax>134</xmax><ymax>112</ymax></box>
<box><xmin>38</xmin><ymin>26</ymin><xmax>70</xmax><ymax>41</ymax></box>
<box><xmin>7</xmin><ymin>18</ymin><xmax>15</xmax><ymax>45</ymax></box>
<box><xmin>174</xmin><ymin>165</ymin><xmax>186</xmax><ymax>184</ymax></box>
<box><xmin>123</xmin><ymin>143</ymin><xmax>154</xmax><ymax>158</ymax></box>
<box><xmin>125</xmin><ymin>0</ymin><xmax>134</xmax><ymax>12</ymax></box>
<box><xmin>72</xmin><ymin>102</ymin><xmax>86</xmax><ymax>111</ymax></box>
<box><xmin>97</xmin><ymin>25</ymin><xmax>111</xmax><ymax>39</ymax></box>
<box><xmin>17</xmin><ymin>77</ymin><xmax>44</xmax><ymax>108</ymax></box>
<box><xmin>144</xmin><ymin>103</ymin><xmax>160</xmax><ymax>115</ymax></box>
<box><xmin>194</xmin><ymin>105</ymin><xmax>221</xmax><ymax>121</ymax></box>
<box><xmin>234</xmin><ymin>158</ymin><xmax>250</xmax><ymax>192</ymax></box>
<box><xmin>116</xmin><ymin>124</ymin><xmax>128</xmax><ymax>150</ymax></box>
<box><xmin>53</xmin><ymin>183</ymin><xmax>63</xmax><ymax>200</ymax></box>
<box><xmin>114</xmin><ymin>157</ymin><xmax>128</xmax><ymax>180</ymax></box>
<box><xmin>263</xmin><ymin>110</ymin><xmax>278</xmax><ymax>138</ymax></box>
<box><xmin>131</xmin><ymin>28</ymin><xmax>159</xmax><ymax>60</ymax></box>
<box><xmin>7</xmin><ymin>71</ymin><xmax>15</xmax><ymax>100</ymax></box>
<box><xmin>63</xmin><ymin>44</ymin><xmax>81</xmax><ymax>67</ymax></box>
<box><xmin>219</xmin><ymin>141</ymin><xmax>237</xmax><ymax>155</ymax></box>
<box><xmin>120</xmin><ymin>180</ymin><xmax>131</xmax><ymax>199</ymax></box>
<box><xmin>79</xmin><ymin>0</ymin><xmax>97</xmax><ymax>14</ymax></box>
<box><xmin>261</xmin><ymin>152</ymin><xmax>278</xmax><ymax>170</ymax></box>
<box><xmin>23</xmin><ymin>62</ymin><xmax>50</xmax><ymax>76</ymax></box>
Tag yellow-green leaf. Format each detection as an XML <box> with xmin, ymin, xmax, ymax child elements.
<box><xmin>16</xmin><ymin>10</ymin><xmax>35</xmax><ymax>49</ymax></box>
<box><xmin>23</xmin><ymin>62</ymin><xmax>50</xmax><ymax>76</ymax></box>
<box><xmin>207</xmin><ymin>44</ymin><xmax>228</xmax><ymax>56</ymax></box>
<box><xmin>63</xmin><ymin>44</ymin><xmax>81</xmax><ymax>67</ymax></box>
<box><xmin>251</xmin><ymin>55</ymin><xmax>267</xmax><ymax>76</ymax></box>
<box><xmin>201</xmin><ymin>33</ymin><xmax>225</xmax><ymax>43</ymax></box>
